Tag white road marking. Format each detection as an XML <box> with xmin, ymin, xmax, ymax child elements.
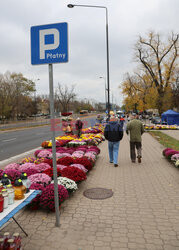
<box><xmin>0</xmin><ymin>146</ymin><xmax>41</xmax><ymax>167</ymax></box>
<box><xmin>2</xmin><ymin>138</ymin><xmax>16</xmax><ymax>142</ymax></box>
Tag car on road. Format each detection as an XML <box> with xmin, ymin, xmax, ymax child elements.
<box><xmin>151</xmin><ymin>117</ymin><xmax>161</xmax><ymax>124</ymax></box>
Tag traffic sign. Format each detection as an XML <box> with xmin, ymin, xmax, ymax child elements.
<box><xmin>31</xmin><ymin>22</ymin><xmax>68</xmax><ymax>65</ymax></box>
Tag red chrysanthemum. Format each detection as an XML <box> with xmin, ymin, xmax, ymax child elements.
<box><xmin>42</xmin><ymin>168</ymin><xmax>61</xmax><ymax>178</ymax></box>
<box><xmin>39</xmin><ymin>184</ymin><xmax>69</xmax><ymax>211</ymax></box>
<box><xmin>60</xmin><ymin>166</ymin><xmax>87</xmax><ymax>182</ymax></box>
<box><xmin>57</xmin><ymin>156</ymin><xmax>74</xmax><ymax>166</ymax></box>
<box><xmin>29</xmin><ymin>183</ymin><xmax>44</xmax><ymax>209</ymax></box>
<box><xmin>73</xmin><ymin>157</ymin><xmax>93</xmax><ymax>171</ymax></box>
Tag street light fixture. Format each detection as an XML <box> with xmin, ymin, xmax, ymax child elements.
<box><xmin>67</xmin><ymin>3</ymin><xmax>110</xmax><ymax>118</ymax></box>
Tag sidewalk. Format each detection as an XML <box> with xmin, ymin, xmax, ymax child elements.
<box><xmin>1</xmin><ymin>133</ymin><xmax>179</xmax><ymax>250</ymax></box>
<box><xmin>160</xmin><ymin>130</ymin><xmax>179</xmax><ymax>140</ymax></box>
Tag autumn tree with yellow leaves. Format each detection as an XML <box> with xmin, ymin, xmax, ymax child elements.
<box><xmin>121</xmin><ymin>32</ymin><xmax>178</xmax><ymax>114</ymax></box>
<box><xmin>121</xmin><ymin>72</ymin><xmax>158</xmax><ymax>112</ymax></box>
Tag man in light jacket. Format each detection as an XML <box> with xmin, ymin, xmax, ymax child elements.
<box><xmin>126</xmin><ymin>113</ymin><xmax>144</xmax><ymax>163</ymax></box>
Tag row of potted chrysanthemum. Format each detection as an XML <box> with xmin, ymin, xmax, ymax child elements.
<box><xmin>41</xmin><ymin>124</ymin><xmax>105</xmax><ymax>148</ymax></box>
<box><xmin>145</xmin><ymin>125</ymin><xmax>179</xmax><ymax>130</ymax></box>
<box><xmin>162</xmin><ymin>148</ymin><xmax>179</xmax><ymax>168</ymax></box>
<box><xmin>1</xmin><ymin>145</ymin><xmax>101</xmax><ymax>211</ymax></box>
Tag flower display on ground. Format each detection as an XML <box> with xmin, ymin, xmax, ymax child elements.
<box><xmin>162</xmin><ymin>148</ymin><xmax>171</xmax><ymax>156</ymax></box>
<box><xmin>68</xmin><ymin>140</ymin><xmax>87</xmax><ymax>147</ymax></box>
<box><xmin>165</xmin><ymin>149</ymin><xmax>179</xmax><ymax>159</ymax></box>
<box><xmin>171</xmin><ymin>154</ymin><xmax>179</xmax><ymax>162</ymax></box>
<box><xmin>4</xmin><ymin>169</ymin><xmax>21</xmax><ymax>184</ymax></box>
<box><xmin>41</xmin><ymin>141</ymin><xmax>50</xmax><ymax>148</ymax></box>
<box><xmin>29</xmin><ymin>183</ymin><xmax>44</xmax><ymax>209</ymax></box>
<box><xmin>4</xmin><ymin>163</ymin><xmax>20</xmax><ymax>171</ymax></box>
<box><xmin>41</xmin><ymin>124</ymin><xmax>104</xmax><ymax>149</ymax></box>
<box><xmin>87</xmin><ymin>146</ymin><xmax>100</xmax><ymax>154</ymax></box>
<box><xmin>35</xmin><ymin>163</ymin><xmax>51</xmax><ymax>172</ymax></box>
<box><xmin>60</xmin><ymin>166</ymin><xmax>87</xmax><ymax>182</ymax></box>
<box><xmin>84</xmin><ymin>152</ymin><xmax>97</xmax><ymax>162</ymax></box>
<box><xmin>19</xmin><ymin>163</ymin><xmax>36</xmax><ymax>171</ymax></box>
<box><xmin>18</xmin><ymin>163</ymin><xmax>41</xmax><ymax>176</ymax></box>
<box><xmin>21</xmin><ymin>157</ymin><xmax>36</xmax><ymax>163</ymax></box>
<box><xmin>56</xmin><ymin>177</ymin><xmax>78</xmax><ymax>192</ymax></box>
<box><xmin>43</xmin><ymin>159</ymin><xmax>53</xmax><ymax>167</ymax></box>
<box><xmin>163</xmin><ymin>148</ymin><xmax>179</xmax><ymax>168</ymax></box>
<box><xmin>0</xmin><ymin>169</ymin><xmax>3</xmax><ymax>179</ymax></box>
<box><xmin>70</xmin><ymin>164</ymin><xmax>88</xmax><ymax>173</ymax></box>
<box><xmin>73</xmin><ymin>157</ymin><xmax>93</xmax><ymax>171</ymax></box>
<box><xmin>42</xmin><ymin>168</ymin><xmax>61</xmax><ymax>178</ymax></box>
<box><xmin>175</xmin><ymin>160</ymin><xmax>179</xmax><ymax>167</ymax></box>
<box><xmin>34</xmin><ymin>158</ymin><xmax>46</xmax><ymax>164</ymax></box>
<box><xmin>1</xmin><ymin>124</ymin><xmax>104</xmax><ymax>211</ymax></box>
<box><xmin>57</xmin><ymin>156</ymin><xmax>74</xmax><ymax>166</ymax></box>
<box><xmin>145</xmin><ymin>125</ymin><xmax>179</xmax><ymax>130</ymax></box>
<box><xmin>37</xmin><ymin>150</ymin><xmax>52</xmax><ymax>158</ymax></box>
<box><xmin>28</xmin><ymin>173</ymin><xmax>51</xmax><ymax>186</ymax></box>
<box><xmin>60</xmin><ymin>153</ymin><xmax>72</xmax><ymax>157</ymax></box>
<box><xmin>39</xmin><ymin>184</ymin><xmax>69</xmax><ymax>211</ymax></box>
<box><xmin>57</xmin><ymin>165</ymin><xmax>67</xmax><ymax>171</ymax></box>
<box><xmin>72</xmin><ymin>152</ymin><xmax>84</xmax><ymax>158</ymax></box>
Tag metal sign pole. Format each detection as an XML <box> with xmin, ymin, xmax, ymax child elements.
<box><xmin>48</xmin><ymin>63</ymin><xmax>60</xmax><ymax>227</ymax></box>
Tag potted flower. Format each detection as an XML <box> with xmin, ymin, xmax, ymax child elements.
<box><xmin>39</xmin><ymin>184</ymin><xmax>69</xmax><ymax>211</ymax></box>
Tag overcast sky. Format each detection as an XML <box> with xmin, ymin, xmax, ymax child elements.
<box><xmin>0</xmin><ymin>0</ymin><xmax>178</xmax><ymax>106</ymax></box>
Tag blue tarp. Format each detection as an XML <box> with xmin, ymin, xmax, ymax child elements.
<box><xmin>161</xmin><ymin>109</ymin><xmax>179</xmax><ymax>125</ymax></box>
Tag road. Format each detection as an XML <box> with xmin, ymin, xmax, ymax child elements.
<box><xmin>0</xmin><ymin>125</ymin><xmax>58</xmax><ymax>162</ymax></box>
<box><xmin>0</xmin><ymin>116</ymin><xmax>97</xmax><ymax>163</ymax></box>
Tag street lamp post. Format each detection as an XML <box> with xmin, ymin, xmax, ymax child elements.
<box><xmin>99</xmin><ymin>76</ymin><xmax>107</xmax><ymax>111</ymax></box>
<box><xmin>67</xmin><ymin>3</ymin><xmax>110</xmax><ymax>118</ymax></box>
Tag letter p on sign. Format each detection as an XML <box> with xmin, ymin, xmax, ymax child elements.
<box><xmin>39</xmin><ymin>29</ymin><xmax>60</xmax><ymax>59</ymax></box>
<box><xmin>31</xmin><ymin>22</ymin><xmax>68</xmax><ymax>65</ymax></box>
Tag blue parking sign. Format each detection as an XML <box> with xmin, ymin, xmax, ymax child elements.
<box><xmin>31</xmin><ymin>22</ymin><xmax>68</xmax><ymax>65</ymax></box>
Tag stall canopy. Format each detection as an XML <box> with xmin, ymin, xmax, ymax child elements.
<box><xmin>161</xmin><ymin>109</ymin><xmax>179</xmax><ymax>125</ymax></box>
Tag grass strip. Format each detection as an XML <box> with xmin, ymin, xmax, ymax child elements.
<box><xmin>149</xmin><ymin>131</ymin><xmax>179</xmax><ymax>151</ymax></box>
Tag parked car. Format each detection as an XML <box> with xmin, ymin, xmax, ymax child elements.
<box><xmin>152</xmin><ymin>117</ymin><xmax>161</xmax><ymax>124</ymax></box>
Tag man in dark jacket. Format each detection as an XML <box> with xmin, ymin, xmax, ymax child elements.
<box><xmin>104</xmin><ymin>116</ymin><xmax>123</xmax><ymax>167</ymax></box>
<box><xmin>75</xmin><ymin>118</ymin><xmax>83</xmax><ymax>137</ymax></box>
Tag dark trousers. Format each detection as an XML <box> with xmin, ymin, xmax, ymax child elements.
<box><xmin>77</xmin><ymin>129</ymin><xmax>81</xmax><ymax>137</ymax></box>
<box><xmin>130</xmin><ymin>141</ymin><xmax>142</xmax><ymax>161</ymax></box>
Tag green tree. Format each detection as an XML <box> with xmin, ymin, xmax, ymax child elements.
<box><xmin>0</xmin><ymin>72</ymin><xmax>35</xmax><ymax>120</ymax></box>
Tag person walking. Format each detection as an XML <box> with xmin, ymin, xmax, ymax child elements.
<box><xmin>104</xmin><ymin>115</ymin><xmax>123</xmax><ymax>167</ymax></box>
<box><xmin>126</xmin><ymin>113</ymin><xmax>144</xmax><ymax>163</ymax></box>
<box><xmin>65</xmin><ymin>123</ymin><xmax>73</xmax><ymax>135</ymax></box>
<box><xmin>75</xmin><ymin>118</ymin><xmax>83</xmax><ymax>137</ymax></box>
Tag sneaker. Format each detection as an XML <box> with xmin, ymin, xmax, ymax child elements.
<box><xmin>114</xmin><ymin>164</ymin><xmax>118</xmax><ymax>167</ymax></box>
<box><xmin>109</xmin><ymin>161</ymin><xmax>113</xmax><ymax>163</ymax></box>
<box><xmin>138</xmin><ymin>157</ymin><xmax>141</xmax><ymax>163</ymax></box>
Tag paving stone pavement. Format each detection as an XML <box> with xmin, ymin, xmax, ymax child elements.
<box><xmin>1</xmin><ymin>132</ymin><xmax>179</xmax><ymax>250</ymax></box>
